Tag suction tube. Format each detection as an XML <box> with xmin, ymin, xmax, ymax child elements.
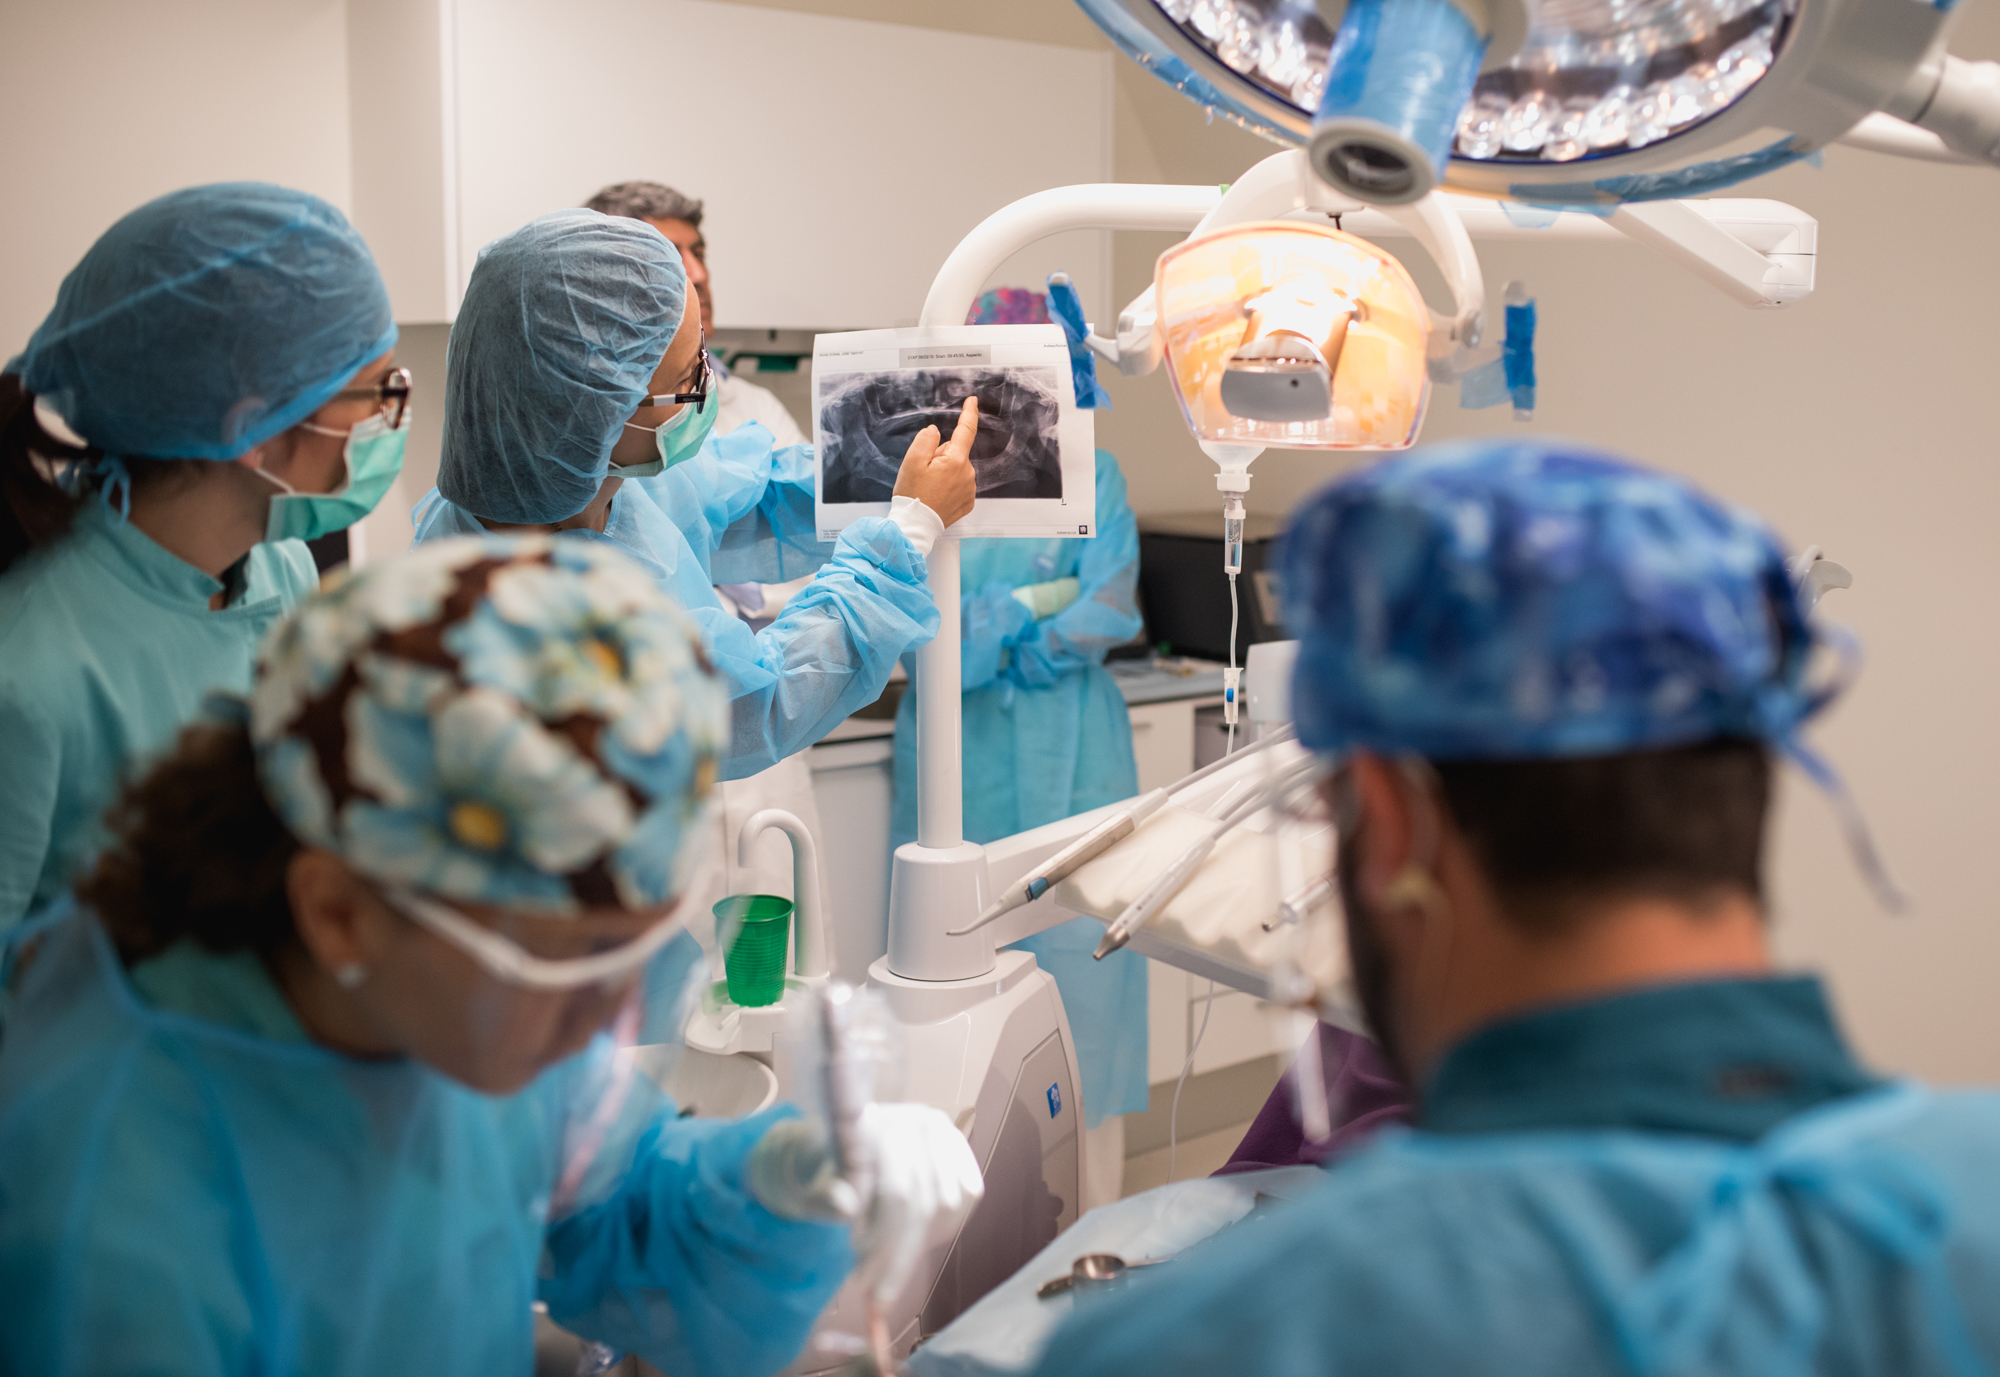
<box><xmin>1309</xmin><ymin>0</ymin><xmax>1488</xmax><ymax>204</ymax></box>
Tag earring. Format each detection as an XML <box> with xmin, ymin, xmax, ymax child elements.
<box><xmin>1380</xmin><ymin>865</ymin><xmax>1449</xmax><ymax>920</ymax></box>
<box><xmin>333</xmin><ymin>963</ymin><xmax>367</xmax><ymax>990</ymax></box>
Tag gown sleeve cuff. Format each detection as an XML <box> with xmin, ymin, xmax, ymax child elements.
<box><xmin>887</xmin><ymin>495</ymin><xmax>944</xmax><ymax>559</ymax></box>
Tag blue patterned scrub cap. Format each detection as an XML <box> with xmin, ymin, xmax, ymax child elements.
<box><xmin>438</xmin><ymin>210</ymin><xmax>688</xmax><ymax>525</ymax></box>
<box><xmin>1281</xmin><ymin>437</ymin><xmax>1821</xmax><ymax>760</ymax></box>
<box><xmin>9</xmin><ymin>183</ymin><xmax>396</xmax><ymax>461</ymax></box>
<box><xmin>1281</xmin><ymin>437</ymin><xmax>1902</xmax><ymax>905</ymax></box>
<box><xmin>250</xmin><ymin>535</ymin><xmax>727</xmax><ymax>914</ymax></box>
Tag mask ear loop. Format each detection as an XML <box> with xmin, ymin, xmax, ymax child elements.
<box><xmin>1382</xmin><ymin>757</ymin><xmax>1457</xmax><ymax>1016</ymax></box>
<box><xmin>1270</xmin><ymin>761</ymin><xmax>1339</xmax><ymax>1148</ymax></box>
<box><xmin>1381</xmin><ymin>757</ymin><xmax>1450</xmax><ymax>920</ymax></box>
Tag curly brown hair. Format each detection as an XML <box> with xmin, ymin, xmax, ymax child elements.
<box><xmin>80</xmin><ymin>718</ymin><xmax>301</xmax><ymax>962</ymax></box>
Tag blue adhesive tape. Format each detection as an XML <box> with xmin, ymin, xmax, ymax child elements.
<box><xmin>1503</xmin><ymin>300</ymin><xmax>1536</xmax><ymax>413</ymax></box>
<box><xmin>1316</xmin><ymin>0</ymin><xmax>1486</xmax><ymax>177</ymax></box>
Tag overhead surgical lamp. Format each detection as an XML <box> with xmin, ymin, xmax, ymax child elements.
<box><xmin>1075</xmin><ymin>0</ymin><xmax>1998</xmax><ymax>207</ymax></box>
<box><xmin>1158</xmin><ymin>219</ymin><xmax>1434</xmax><ymax>448</ymax></box>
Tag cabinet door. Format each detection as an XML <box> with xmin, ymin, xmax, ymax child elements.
<box><xmin>806</xmin><ymin>737</ymin><xmax>895</xmax><ymax>981</ymax></box>
<box><xmin>1126</xmin><ymin>699</ymin><xmax>1197</xmax><ymax>795</ymax></box>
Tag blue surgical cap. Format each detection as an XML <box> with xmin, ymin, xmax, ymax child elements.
<box><xmin>439</xmin><ymin>210</ymin><xmax>688</xmax><ymax>524</ymax></box>
<box><xmin>9</xmin><ymin>183</ymin><xmax>396</xmax><ymax>460</ymax></box>
<box><xmin>1280</xmin><ymin>438</ymin><xmax>1824</xmax><ymax>761</ymax></box>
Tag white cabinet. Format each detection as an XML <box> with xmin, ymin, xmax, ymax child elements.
<box><xmin>1127</xmin><ymin>699</ymin><xmax>1199</xmax><ymax>795</ymax></box>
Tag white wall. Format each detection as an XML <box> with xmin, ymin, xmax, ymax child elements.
<box><xmin>451</xmin><ymin>0</ymin><xmax>1113</xmax><ymax>331</ymax></box>
<box><xmin>0</xmin><ymin>0</ymin><xmax>353</xmax><ymax>355</ymax></box>
<box><xmin>1</xmin><ymin>0</ymin><xmax>1111</xmax><ymax>348</ymax></box>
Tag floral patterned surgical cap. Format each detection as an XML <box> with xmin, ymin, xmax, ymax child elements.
<box><xmin>250</xmin><ymin>535</ymin><xmax>727</xmax><ymax>913</ymax></box>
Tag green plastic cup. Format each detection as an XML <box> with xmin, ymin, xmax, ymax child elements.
<box><xmin>715</xmin><ymin>894</ymin><xmax>793</xmax><ymax>1008</ymax></box>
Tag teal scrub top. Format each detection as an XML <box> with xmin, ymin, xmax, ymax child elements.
<box><xmin>1026</xmin><ymin>978</ymin><xmax>2000</xmax><ymax>1376</ymax></box>
<box><xmin>0</xmin><ymin>505</ymin><xmax>317</xmax><ymax>926</ymax></box>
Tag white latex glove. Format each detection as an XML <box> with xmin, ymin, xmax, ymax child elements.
<box><xmin>748</xmin><ymin>1104</ymin><xmax>984</xmax><ymax>1302</ymax></box>
<box><xmin>853</xmin><ymin>1102</ymin><xmax>985</xmax><ymax>1303</ymax></box>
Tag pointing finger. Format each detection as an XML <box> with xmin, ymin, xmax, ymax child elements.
<box><xmin>944</xmin><ymin>397</ymin><xmax>979</xmax><ymax>461</ymax></box>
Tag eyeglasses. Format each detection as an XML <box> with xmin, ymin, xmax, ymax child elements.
<box><xmin>639</xmin><ymin>335</ymin><xmax>712</xmax><ymax>411</ymax></box>
<box><xmin>385</xmin><ymin>885</ymin><xmax>689</xmax><ymax>991</ymax></box>
<box><xmin>327</xmin><ymin>366</ymin><xmax>414</xmax><ymax>431</ymax></box>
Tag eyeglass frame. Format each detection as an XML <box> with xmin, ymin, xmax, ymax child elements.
<box><xmin>637</xmin><ymin>334</ymin><xmax>712</xmax><ymax>411</ymax></box>
<box><xmin>383</xmin><ymin>884</ymin><xmax>691</xmax><ymax>991</ymax></box>
<box><xmin>325</xmin><ymin>365</ymin><xmax>414</xmax><ymax>431</ymax></box>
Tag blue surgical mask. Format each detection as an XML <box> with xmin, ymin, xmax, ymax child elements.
<box><xmin>618</xmin><ymin>390</ymin><xmax>717</xmax><ymax>479</ymax></box>
<box><xmin>256</xmin><ymin>410</ymin><xmax>410</xmax><ymax>543</ymax></box>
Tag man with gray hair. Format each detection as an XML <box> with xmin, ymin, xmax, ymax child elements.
<box><xmin>583</xmin><ymin>180</ymin><xmax>804</xmax><ymax>446</ymax></box>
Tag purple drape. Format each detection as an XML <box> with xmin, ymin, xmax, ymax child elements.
<box><xmin>1215</xmin><ymin>1024</ymin><xmax>1412</xmax><ymax>1175</ymax></box>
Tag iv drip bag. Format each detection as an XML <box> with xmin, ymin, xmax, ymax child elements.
<box><xmin>1156</xmin><ymin>220</ymin><xmax>1431</xmax><ymax>452</ymax></box>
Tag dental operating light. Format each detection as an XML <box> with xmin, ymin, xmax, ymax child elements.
<box><xmin>1158</xmin><ymin>220</ymin><xmax>1435</xmax><ymax>448</ymax></box>
<box><xmin>1076</xmin><ymin>0</ymin><xmax>1995</xmax><ymax>206</ymax></box>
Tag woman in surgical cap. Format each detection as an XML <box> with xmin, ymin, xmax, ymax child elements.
<box><xmin>413</xmin><ymin>209</ymin><xmax>976</xmax><ymax>782</ymax></box>
<box><xmin>0</xmin><ymin>183</ymin><xmax>409</xmax><ymax>929</ymax></box>
<box><xmin>0</xmin><ymin>535</ymin><xmax>980</xmax><ymax>1377</ymax></box>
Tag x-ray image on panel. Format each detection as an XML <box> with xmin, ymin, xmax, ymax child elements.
<box><xmin>819</xmin><ymin>367</ymin><xmax>1064</xmax><ymax>504</ymax></box>
<box><xmin>814</xmin><ymin>324</ymin><xmax>1095</xmax><ymax>540</ymax></box>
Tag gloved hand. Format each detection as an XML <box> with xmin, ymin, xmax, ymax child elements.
<box><xmin>747</xmin><ymin>1103</ymin><xmax>984</xmax><ymax>1302</ymax></box>
<box><xmin>1010</xmin><ymin>576</ymin><xmax>1081</xmax><ymax>621</ymax></box>
<box><xmin>962</xmin><ymin>580</ymin><xmax>1035</xmax><ymax>692</ymax></box>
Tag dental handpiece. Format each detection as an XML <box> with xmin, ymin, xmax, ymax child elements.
<box><xmin>953</xmin><ymin>726</ymin><xmax>1302</xmax><ymax>939</ymax></box>
<box><xmin>951</xmin><ymin>790</ymin><xmax>1169</xmax><ymax>937</ymax></box>
<box><xmin>1095</xmin><ymin>756</ymin><xmax>1320</xmax><ymax>959</ymax></box>
<box><xmin>1093</xmin><ymin>832</ymin><xmax>1218</xmax><ymax>959</ymax></box>
<box><xmin>1265</xmin><ymin>872</ymin><xmax>1335</xmax><ymax>931</ymax></box>
<box><xmin>817</xmin><ymin>985</ymin><xmax>874</xmax><ymax>1220</ymax></box>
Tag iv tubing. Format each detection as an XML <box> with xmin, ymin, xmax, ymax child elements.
<box><xmin>1168</xmin><ymin>978</ymin><xmax>1218</xmax><ymax>1183</ymax></box>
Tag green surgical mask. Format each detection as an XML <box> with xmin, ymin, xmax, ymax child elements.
<box><xmin>258</xmin><ymin>410</ymin><xmax>410</xmax><ymax>543</ymax></box>
<box><xmin>618</xmin><ymin>389</ymin><xmax>717</xmax><ymax>479</ymax></box>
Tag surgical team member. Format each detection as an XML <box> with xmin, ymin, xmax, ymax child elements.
<box><xmin>413</xmin><ymin>210</ymin><xmax>974</xmax><ymax>781</ymax></box>
<box><xmin>891</xmin><ymin>287</ymin><xmax>1148</xmax><ymax>1207</ymax></box>
<box><xmin>0</xmin><ymin>184</ymin><xmax>406</xmax><ymax>928</ymax></box>
<box><xmin>1030</xmin><ymin>439</ymin><xmax>2000</xmax><ymax>1374</ymax></box>
<box><xmin>584</xmin><ymin>180</ymin><xmax>828</xmax><ymax>917</ymax></box>
<box><xmin>0</xmin><ymin>536</ymin><xmax>981</xmax><ymax>1377</ymax></box>
<box><xmin>584</xmin><ymin>180</ymin><xmax>805</xmax><ymax>444</ymax></box>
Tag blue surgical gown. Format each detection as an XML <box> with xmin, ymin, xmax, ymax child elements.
<box><xmin>892</xmin><ymin>450</ymin><xmax>1147</xmax><ymax>1127</ymax></box>
<box><xmin>413</xmin><ymin>423</ymin><xmax>938</xmax><ymax>781</ymax></box>
<box><xmin>0</xmin><ymin>505</ymin><xmax>317</xmax><ymax>926</ymax></box>
<box><xmin>0</xmin><ymin>908</ymin><xmax>853</xmax><ymax>1377</ymax></box>
<box><xmin>1027</xmin><ymin>977</ymin><xmax>2000</xmax><ymax>1376</ymax></box>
